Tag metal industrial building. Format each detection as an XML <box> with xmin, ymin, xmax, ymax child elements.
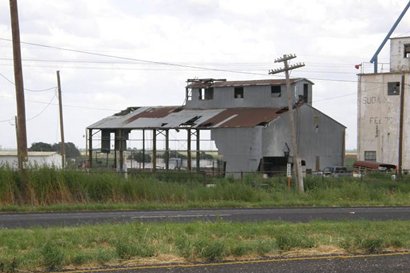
<box><xmin>358</xmin><ymin>36</ymin><xmax>410</xmax><ymax>172</ymax></box>
<box><xmin>87</xmin><ymin>78</ymin><xmax>345</xmax><ymax>176</ymax></box>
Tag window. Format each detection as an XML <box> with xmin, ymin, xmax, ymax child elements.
<box><xmin>404</xmin><ymin>44</ymin><xmax>410</xmax><ymax>58</ymax></box>
<box><xmin>234</xmin><ymin>87</ymin><xmax>244</xmax><ymax>98</ymax></box>
<box><xmin>271</xmin><ymin>85</ymin><xmax>281</xmax><ymax>97</ymax></box>
<box><xmin>303</xmin><ymin>83</ymin><xmax>309</xmax><ymax>103</ymax></box>
<box><xmin>387</xmin><ymin>82</ymin><xmax>400</xmax><ymax>96</ymax></box>
<box><xmin>364</xmin><ymin>151</ymin><xmax>376</xmax><ymax>162</ymax></box>
<box><xmin>199</xmin><ymin>87</ymin><xmax>213</xmax><ymax>100</ymax></box>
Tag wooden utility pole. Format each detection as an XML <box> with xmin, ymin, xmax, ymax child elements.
<box><xmin>269</xmin><ymin>54</ymin><xmax>305</xmax><ymax>192</ymax></box>
<box><xmin>9</xmin><ymin>0</ymin><xmax>28</xmax><ymax>170</ymax></box>
<box><xmin>56</xmin><ymin>71</ymin><xmax>65</xmax><ymax>168</ymax></box>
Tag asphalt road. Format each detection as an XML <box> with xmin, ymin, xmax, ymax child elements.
<box><xmin>60</xmin><ymin>253</ymin><xmax>410</xmax><ymax>273</ymax></box>
<box><xmin>1</xmin><ymin>207</ymin><xmax>410</xmax><ymax>228</ymax></box>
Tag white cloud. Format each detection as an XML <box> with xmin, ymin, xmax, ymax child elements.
<box><xmin>1</xmin><ymin>0</ymin><xmax>410</xmax><ymax>150</ymax></box>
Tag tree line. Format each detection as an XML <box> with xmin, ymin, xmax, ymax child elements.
<box><xmin>29</xmin><ymin>142</ymin><xmax>81</xmax><ymax>159</ymax></box>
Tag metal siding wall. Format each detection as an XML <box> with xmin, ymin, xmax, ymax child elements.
<box><xmin>185</xmin><ymin>84</ymin><xmax>309</xmax><ymax>109</ymax></box>
<box><xmin>211</xmin><ymin>127</ymin><xmax>263</xmax><ymax>175</ymax></box>
<box><xmin>297</xmin><ymin>106</ymin><xmax>345</xmax><ymax>171</ymax></box>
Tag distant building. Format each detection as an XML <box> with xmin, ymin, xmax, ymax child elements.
<box><xmin>358</xmin><ymin>37</ymin><xmax>410</xmax><ymax>171</ymax></box>
<box><xmin>88</xmin><ymin>78</ymin><xmax>345</xmax><ymax>176</ymax></box>
<box><xmin>0</xmin><ymin>151</ymin><xmax>62</xmax><ymax>169</ymax></box>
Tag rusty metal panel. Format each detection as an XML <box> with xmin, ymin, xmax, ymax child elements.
<box><xmin>89</xmin><ymin>107</ymin><xmax>285</xmax><ymax>130</ymax></box>
<box><xmin>126</xmin><ymin>107</ymin><xmax>182</xmax><ymax>123</ymax></box>
<box><xmin>200</xmin><ymin>108</ymin><xmax>281</xmax><ymax>128</ymax></box>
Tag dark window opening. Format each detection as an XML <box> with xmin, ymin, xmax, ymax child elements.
<box><xmin>257</xmin><ymin>121</ymin><xmax>268</xmax><ymax>127</ymax></box>
<box><xmin>258</xmin><ymin>156</ymin><xmax>287</xmax><ymax>177</ymax></box>
<box><xmin>387</xmin><ymin>82</ymin><xmax>400</xmax><ymax>96</ymax></box>
<box><xmin>404</xmin><ymin>44</ymin><xmax>410</xmax><ymax>58</ymax></box>
<box><xmin>181</xmin><ymin>116</ymin><xmax>201</xmax><ymax>126</ymax></box>
<box><xmin>199</xmin><ymin>88</ymin><xmax>213</xmax><ymax>100</ymax></box>
<box><xmin>271</xmin><ymin>85</ymin><xmax>281</xmax><ymax>97</ymax></box>
<box><xmin>234</xmin><ymin>87</ymin><xmax>244</xmax><ymax>98</ymax></box>
<box><xmin>364</xmin><ymin>151</ymin><xmax>377</xmax><ymax>162</ymax></box>
<box><xmin>303</xmin><ymin>83</ymin><xmax>309</xmax><ymax>103</ymax></box>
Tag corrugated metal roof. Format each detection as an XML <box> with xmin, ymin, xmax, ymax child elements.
<box><xmin>186</xmin><ymin>78</ymin><xmax>312</xmax><ymax>88</ymax></box>
<box><xmin>88</xmin><ymin>106</ymin><xmax>286</xmax><ymax>130</ymax></box>
<box><xmin>200</xmin><ymin>108</ymin><xmax>280</xmax><ymax>128</ymax></box>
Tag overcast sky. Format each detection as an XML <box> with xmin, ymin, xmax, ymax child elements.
<box><xmin>1</xmin><ymin>0</ymin><xmax>410</xmax><ymax>150</ymax></box>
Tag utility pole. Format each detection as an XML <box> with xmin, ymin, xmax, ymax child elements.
<box><xmin>9</xmin><ymin>0</ymin><xmax>28</xmax><ymax>170</ymax></box>
<box><xmin>269</xmin><ymin>54</ymin><xmax>305</xmax><ymax>192</ymax></box>
<box><xmin>56</xmin><ymin>71</ymin><xmax>65</xmax><ymax>168</ymax></box>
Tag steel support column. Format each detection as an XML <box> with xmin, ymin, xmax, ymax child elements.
<box><xmin>118</xmin><ymin>129</ymin><xmax>124</xmax><ymax>172</ymax></box>
<box><xmin>152</xmin><ymin>129</ymin><xmax>157</xmax><ymax>172</ymax></box>
<box><xmin>88</xmin><ymin>129</ymin><xmax>93</xmax><ymax>168</ymax></box>
<box><xmin>196</xmin><ymin>129</ymin><xmax>200</xmax><ymax>172</ymax></box>
<box><xmin>142</xmin><ymin>129</ymin><xmax>145</xmax><ymax>170</ymax></box>
<box><xmin>187</xmin><ymin>129</ymin><xmax>192</xmax><ymax>171</ymax></box>
<box><xmin>165</xmin><ymin>129</ymin><xmax>169</xmax><ymax>170</ymax></box>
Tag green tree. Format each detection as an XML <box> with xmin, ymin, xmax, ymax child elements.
<box><xmin>29</xmin><ymin>142</ymin><xmax>53</xmax><ymax>151</ymax></box>
<box><xmin>29</xmin><ymin>142</ymin><xmax>81</xmax><ymax>159</ymax></box>
<box><xmin>52</xmin><ymin>142</ymin><xmax>81</xmax><ymax>159</ymax></box>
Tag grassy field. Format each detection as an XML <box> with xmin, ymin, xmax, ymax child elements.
<box><xmin>1</xmin><ymin>167</ymin><xmax>410</xmax><ymax>211</ymax></box>
<box><xmin>0</xmin><ymin>220</ymin><xmax>409</xmax><ymax>271</ymax></box>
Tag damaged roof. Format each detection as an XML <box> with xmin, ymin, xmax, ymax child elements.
<box><xmin>87</xmin><ymin>106</ymin><xmax>285</xmax><ymax>130</ymax></box>
<box><xmin>186</xmin><ymin>78</ymin><xmax>313</xmax><ymax>89</ymax></box>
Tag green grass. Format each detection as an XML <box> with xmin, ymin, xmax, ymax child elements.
<box><xmin>0</xmin><ymin>220</ymin><xmax>410</xmax><ymax>271</ymax></box>
<box><xmin>1</xmin><ymin>167</ymin><xmax>410</xmax><ymax>211</ymax></box>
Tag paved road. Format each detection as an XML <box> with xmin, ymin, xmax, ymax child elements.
<box><xmin>1</xmin><ymin>207</ymin><xmax>410</xmax><ymax>228</ymax></box>
<box><xmin>60</xmin><ymin>253</ymin><xmax>410</xmax><ymax>273</ymax></box>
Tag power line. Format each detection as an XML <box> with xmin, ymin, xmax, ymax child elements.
<box><xmin>0</xmin><ymin>37</ymin><xmax>268</xmax><ymax>77</ymax></box>
<box><xmin>313</xmin><ymin>92</ymin><xmax>357</xmax><ymax>103</ymax></box>
<box><xmin>0</xmin><ymin>71</ymin><xmax>56</xmax><ymax>92</ymax></box>
<box><xmin>27</xmin><ymin>91</ymin><xmax>57</xmax><ymax>121</ymax></box>
<box><xmin>0</xmin><ymin>94</ymin><xmax>119</xmax><ymax>112</ymax></box>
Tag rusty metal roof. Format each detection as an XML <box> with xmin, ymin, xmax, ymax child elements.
<box><xmin>186</xmin><ymin>78</ymin><xmax>313</xmax><ymax>89</ymax></box>
<box><xmin>87</xmin><ymin>106</ymin><xmax>286</xmax><ymax>130</ymax></box>
<box><xmin>199</xmin><ymin>108</ymin><xmax>280</xmax><ymax>128</ymax></box>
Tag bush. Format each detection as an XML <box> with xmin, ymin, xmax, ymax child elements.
<box><xmin>357</xmin><ymin>238</ymin><xmax>384</xmax><ymax>254</ymax></box>
<box><xmin>194</xmin><ymin>240</ymin><xmax>225</xmax><ymax>262</ymax></box>
<box><xmin>115</xmin><ymin>240</ymin><xmax>155</xmax><ymax>259</ymax></box>
<box><xmin>276</xmin><ymin>233</ymin><xmax>315</xmax><ymax>251</ymax></box>
<box><xmin>41</xmin><ymin>242</ymin><xmax>64</xmax><ymax>271</ymax></box>
<box><xmin>256</xmin><ymin>240</ymin><xmax>276</xmax><ymax>256</ymax></box>
<box><xmin>175</xmin><ymin>235</ymin><xmax>194</xmax><ymax>259</ymax></box>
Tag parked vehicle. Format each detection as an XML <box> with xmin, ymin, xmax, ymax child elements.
<box><xmin>322</xmin><ymin>166</ymin><xmax>349</xmax><ymax>177</ymax></box>
<box><xmin>352</xmin><ymin>161</ymin><xmax>396</xmax><ymax>177</ymax></box>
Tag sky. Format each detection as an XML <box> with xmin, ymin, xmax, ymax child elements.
<box><xmin>1</xmin><ymin>0</ymin><xmax>410</xmax><ymax>151</ymax></box>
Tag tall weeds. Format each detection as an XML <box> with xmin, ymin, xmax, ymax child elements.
<box><xmin>0</xmin><ymin>166</ymin><xmax>410</xmax><ymax>208</ymax></box>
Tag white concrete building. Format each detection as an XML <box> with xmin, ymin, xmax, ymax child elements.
<box><xmin>0</xmin><ymin>151</ymin><xmax>63</xmax><ymax>169</ymax></box>
<box><xmin>358</xmin><ymin>37</ymin><xmax>410</xmax><ymax>171</ymax></box>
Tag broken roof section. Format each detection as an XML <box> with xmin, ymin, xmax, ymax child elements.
<box><xmin>186</xmin><ymin>78</ymin><xmax>314</xmax><ymax>89</ymax></box>
<box><xmin>87</xmin><ymin>106</ymin><xmax>285</xmax><ymax>130</ymax></box>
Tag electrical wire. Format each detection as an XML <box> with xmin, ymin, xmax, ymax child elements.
<box><xmin>313</xmin><ymin>92</ymin><xmax>357</xmax><ymax>103</ymax></box>
<box><xmin>0</xmin><ymin>94</ymin><xmax>119</xmax><ymax>112</ymax></box>
<box><xmin>0</xmin><ymin>38</ymin><xmax>268</xmax><ymax>77</ymax></box>
<box><xmin>0</xmin><ymin>38</ymin><xmax>385</xmax><ymax>85</ymax></box>
<box><xmin>27</xmin><ymin>91</ymin><xmax>57</xmax><ymax>121</ymax></box>
<box><xmin>0</xmin><ymin>71</ymin><xmax>56</xmax><ymax>92</ymax></box>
